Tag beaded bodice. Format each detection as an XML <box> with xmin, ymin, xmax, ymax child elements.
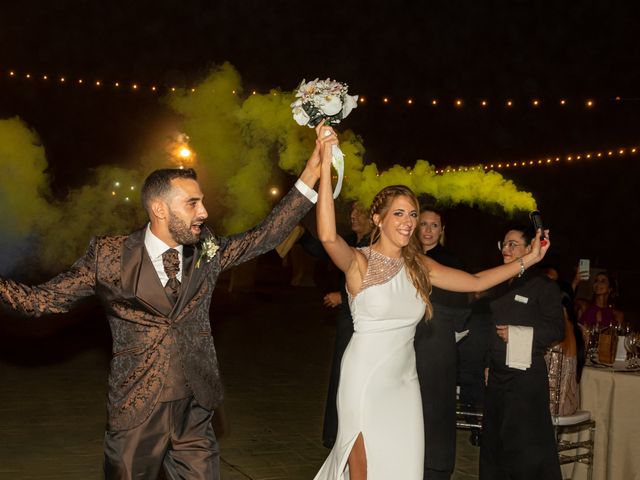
<box><xmin>359</xmin><ymin>247</ymin><xmax>405</xmax><ymax>291</ymax></box>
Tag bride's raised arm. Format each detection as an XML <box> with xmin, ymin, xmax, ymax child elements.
<box><xmin>315</xmin><ymin>123</ymin><xmax>359</xmax><ymax>275</ymax></box>
<box><xmin>426</xmin><ymin>229</ymin><xmax>550</xmax><ymax>292</ymax></box>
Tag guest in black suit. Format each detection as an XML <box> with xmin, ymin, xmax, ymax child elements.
<box><xmin>479</xmin><ymin>225</ymin><xmax>564</xmax><ymax>480</ymax></box>
<box><xmin>414</xmin><ymin>207</ymin><xmax>470</xmax><ymax>480</ymax></box>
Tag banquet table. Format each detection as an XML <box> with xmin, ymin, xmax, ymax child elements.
<box><xmin>569</xmin><ymin>364</ymin><xmax>640</xmax><ymax>480</ymax></box>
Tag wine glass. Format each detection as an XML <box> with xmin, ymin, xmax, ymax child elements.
<box><xmin>624</xmin><ymin>333</ymin><xmax>639</xmax><ymax>369</ymax></box>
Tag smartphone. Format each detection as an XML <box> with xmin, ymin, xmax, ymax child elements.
<box><xmin>529</xmin><ymin>210</ymin><xmax>545</xmax><ymax>240</ymax></box>
<box><xmin>578</xmin><ymin>258</ymin><xmax>590</xmax><ymax>280</ymax></box>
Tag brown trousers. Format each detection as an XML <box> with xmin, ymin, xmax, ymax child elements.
<box><xmin>104</xmin><ymin>396</ymin><xmax>220</xmax><ymax>480</ymax></box>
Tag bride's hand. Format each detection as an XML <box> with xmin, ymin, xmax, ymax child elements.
<box><xmin>527</xmin><ymin>228</ymin><xmax>551</xmax><ymax>264</ymax></box>
<box><xmin>314</xmin><ymin>120</ymin><xmax>339</xmax><ymax>169</ymax></box>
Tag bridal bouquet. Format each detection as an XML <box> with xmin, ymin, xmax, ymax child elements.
<box><xmin>291</xmin><ymin>78</ymin><xmax>358</xmax><ymax>198</ymax></box>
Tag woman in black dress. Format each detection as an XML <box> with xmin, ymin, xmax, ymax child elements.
<box><xmin>414</xmin><ymin>207</ymin><xmax>469</xmax><ymax>480</ymax></box>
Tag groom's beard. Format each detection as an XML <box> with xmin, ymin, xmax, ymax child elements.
<box><xmin>168</xmin><ymin>209</ymin><xmax>202</xmax><ymax>245</ymax></box>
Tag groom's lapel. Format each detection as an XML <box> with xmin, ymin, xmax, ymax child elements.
<box><xmin>121</xmin><ymin>228</ymin><xmax>173</xmax><ymax>317</ymax></box>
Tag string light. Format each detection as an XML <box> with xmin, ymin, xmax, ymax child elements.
<box><xmin>0</xmin><ymin>69</ymin><xmax>632</xmax><ymax>109</ymax></box>
<box><xmin>109</xmin><ymin>181</ymin><xmax>137</xmax><ymax>203</ymax></box>
<box><xmin>433</xmin><ymin>143</ymin><xmax>638</xmax><ymax>174</ymax></box>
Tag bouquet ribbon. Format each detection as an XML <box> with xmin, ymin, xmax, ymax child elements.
<box><xmin>325</xmin><ymin>130</ymin><xmax>344</xmax><ymax>199</ymax></box>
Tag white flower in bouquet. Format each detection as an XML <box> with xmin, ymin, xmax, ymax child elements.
<box><xmin>291</xmin><ymin>99</ymin><xmax>310</xmax><ymax>126</ymax></box>
<box><xmin>342</xmin><ymin>93</ymin><xmax>358</xmax><ymax>118</ymax></box>
<box><xmin>314</xmin><ymin>93</ymin><xmax>343</xmax><ymax>116</ymax></box>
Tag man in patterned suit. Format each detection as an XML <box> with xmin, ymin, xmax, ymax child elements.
<box><xmin>0</xmin><ymin>130</ymin><xmax>330</xmax><ymax>479</ymax></box>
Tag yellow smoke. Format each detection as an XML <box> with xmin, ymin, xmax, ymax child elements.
<box><xmin>165</xmin><ymin>62</ymin><xmax>369</xmax><ymax>234</ymax></box>
<box><xmin>0</xmin><ymin>62</ymin><xmax>536</xmax><ymax>273</ymax></box>
<box><xmin>0</xmin><ymin>118</ymin><xmax>149</xmax><ymax>272</ymax></box>
<box><xmin>0</xmin><ymin>118</ymin><xmax>59</xmax><ymax>236</ymax></box>
<box><xmin>38</xmin><ymin>167</ymin><xmax>147</xmax><ymax>271</ymax></box>
<box><xmin>344</xmin><ymin>160</ymin><xmax>536</xmax><ymax>213</ymax></box>
<box><xmin>168</xmin><ymin>63</ymin><xmax>535</xmax><ymax>228</ymax></box>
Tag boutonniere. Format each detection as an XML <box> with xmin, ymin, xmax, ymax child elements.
<box><xmin>196</xmin><ymin>237</ymin><xmax>219</xmax><ymax>268</ymax></box>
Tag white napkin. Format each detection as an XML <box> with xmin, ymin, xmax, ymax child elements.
<box><xmin>506</xmin><ymin>325</ymin><xmax>533</xmax><ymax>370</ymax></box>
<box><xmin>455</xmin><ymin>330</ymin><xmax>469</xmax><ymax>343</ymax></box>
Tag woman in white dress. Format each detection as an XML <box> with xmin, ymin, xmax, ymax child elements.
<box><xmin>313</xmin><ymin>124</ymin><xmax>551</xmax><ymax>480</ymax></box>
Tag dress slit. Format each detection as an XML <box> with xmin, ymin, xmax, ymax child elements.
<box><xmin>345</xmin><ymin>432</ymin><xmax>368</xmax><ymax>479</ymax></box>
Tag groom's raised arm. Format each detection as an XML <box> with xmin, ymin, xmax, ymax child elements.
<box><xmin>217</xmin><ymin>139</ymin><xmax>322</xmax><ymax>271</ymax></box>
<box><xmin>0</xmin><ymin>238</ymin><xmax>97</xmax><ymax>317</ymax></box>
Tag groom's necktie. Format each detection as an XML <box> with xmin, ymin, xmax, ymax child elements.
<box><xmin>162</xmin><ymin>248</ymin><xmax>181</xmax><ymax>305</ymax></box>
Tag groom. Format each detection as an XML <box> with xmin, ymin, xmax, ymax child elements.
<box><xmin>0</xmin><ymin>141</ymin><xmax>324</xmax><ymax>478</ymax></box>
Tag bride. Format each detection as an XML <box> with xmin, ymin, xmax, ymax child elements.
<box><xmin>313</xmin><ymin>124</ymin><xmax>550</xmax><ymax>480</ymax></box>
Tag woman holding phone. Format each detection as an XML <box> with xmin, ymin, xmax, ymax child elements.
<box><xmin>480</xmin><ymin>225</ymin><xmax>565</xmax><ymax>480</ymax></box>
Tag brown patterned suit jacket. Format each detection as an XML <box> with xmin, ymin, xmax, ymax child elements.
<box><xmin>0</xmin><ymin>187</ymin><xmax>313</xmax><ymax>431</ymax></box>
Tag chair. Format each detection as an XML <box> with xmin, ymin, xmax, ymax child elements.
<box><xmin>455</xmin><ymin>386</ymin><xmax>483</xmax><ymax>431</ymax></box>
<box><xmin>455</xmin><ymin>406</ymin><xmax>483</xmax><ymax>431</ymax></box>
<box><xmin>553</xmin><ymin>411</ymin><xmax>595</xmax><ymax>480</ymax></box>
<box><xmin>547</xmin><ymin>347</ymin><xmax>596</xmax><ymax>480</ymax></box>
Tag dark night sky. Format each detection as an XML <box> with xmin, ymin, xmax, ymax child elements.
<box><xmin>1</xmin><ymin>1</ymin><xmax>639</xmax><ymax>302</ymax></box>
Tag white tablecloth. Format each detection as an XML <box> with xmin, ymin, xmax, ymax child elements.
<box><xmin>571</xmin><ymin>366</ymin><xmax>640</xmax><ymax>480</ymax></box>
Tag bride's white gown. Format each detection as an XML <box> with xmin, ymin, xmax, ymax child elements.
<box><xmin>314</xmin><ymin>248</ymin><xmax>427</xmax><ymax>480</ymax></box>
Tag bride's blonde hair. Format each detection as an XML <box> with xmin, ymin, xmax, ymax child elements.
<box><xmin>369</xmin><ymin>185</ymin><xmax>433</xmax><ymax>319</ymax></box>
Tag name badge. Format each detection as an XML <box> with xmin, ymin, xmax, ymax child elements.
<box><xmin>514</xmin><ymin>294</ymin><xmax>529</xmax><ymax>304</ymax></box>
